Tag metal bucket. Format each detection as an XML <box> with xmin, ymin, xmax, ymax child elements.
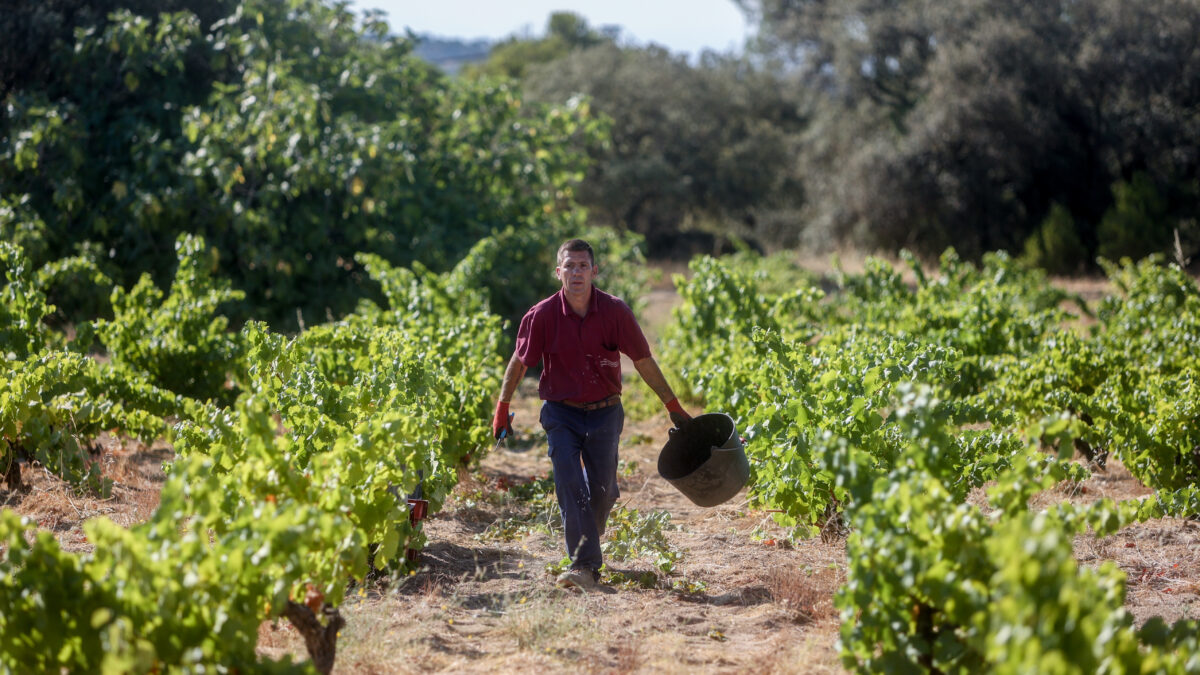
<box><xmin>656</xmin><ymin>413</ymin><xmax>749</xmax><ymax>507</ymax></box>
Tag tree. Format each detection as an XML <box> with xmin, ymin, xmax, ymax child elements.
<box><xmin>462</xmin><ymin>11</ymin><xmax>616</xmax><ymax>80</ymax></box>
<box><xmin>737</xmin><ymin>0</ymin><xmax>1200</xmax><ymax>267</ymax></box>
<box><xmin>0</xmin><ymin>0</ymin><xmax>236</xmax><ymax>101</ymax></box>
<box><xmin>519</xmin><ymin>44</ymin><xmax>808</xmax><ymax>255</ymax></box>
<box><xmin>1</xmin><ymin>0</ymin><xmax>603</xmax><ymax>328</ymax></box>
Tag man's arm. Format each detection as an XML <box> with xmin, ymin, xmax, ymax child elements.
<box><xmin>498</xmin><ymin>353</ymin><xmax>528</xmax><ymax>403</ymax></box>
<box><xmin>633</xmin><ymin>356</ymin><xmax>692</xmax><ymax>426</ymax></box>
<box><xmin>632</xmin><ymin>356</ymin><xmax>677</xmax><ymax>404</ymax></box>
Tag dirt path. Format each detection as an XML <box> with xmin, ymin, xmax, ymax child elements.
<box><xmin>258</xmin><ymin>380</ymin><xmax>846</xmax><ymax>673</ymax></box>
<box><xmin>256</xmin><ymin>264</ymin><xmax>846</xmax><ymax>673</ymax></box>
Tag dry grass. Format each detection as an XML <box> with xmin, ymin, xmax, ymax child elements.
<box><xmin>608</xmin><ymin>637</ymin><xmax>644</xmax><ymax>674</ymax></box>
<box><xmin>960</xmin><ymin>454</ymin><xmax>1200</xmax><ymax>628</ymax></box>
<box><xmin>764</xmin><ymin>565</ymin><xmax>843</xmax><ymax>626</ymax></box>
<box><xmin>758</xmin><ymin>633</ymin><xmax>845</xmax><ymax>675</ymax></box>
<box><xmin>1</xmin><ymin>435</ymin><xmax>171</xmax><ymax>553</ymax></box>
<box><xmin>1074</xmin><ymin>517</ymin><xmax>1200</xmax><ymax>626</ymax></box>
<box><xmin>496</xmin><ymin>593</ymin><xmax>603</xmax><ymax>652</ymax></box>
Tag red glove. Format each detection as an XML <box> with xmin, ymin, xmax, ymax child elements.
<box><xmin>493</xmin><ymin>401</ymin><xmax>514</xmax><ymax>440</ymax></box>
<box><xmin>666</xmin><ymin>398</ymin><xmax>691</xmax><ymax>428</ymax></box>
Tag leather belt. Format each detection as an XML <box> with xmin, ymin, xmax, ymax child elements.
<box><xmin>559</xmin><ymin>394</ymin><xmax>621</xmax><ymax>411</ymax></box>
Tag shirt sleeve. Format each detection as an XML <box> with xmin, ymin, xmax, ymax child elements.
<box><xmin>514</xmin><ymin>308</ymin><xmax>544</xmax><ymax>368</ymax></box>
<box><xmin>616</xmin><ymin>301</ymin><xmax>652</xmax><ymax>362</ymax></box>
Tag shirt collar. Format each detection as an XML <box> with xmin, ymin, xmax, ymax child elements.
<box><xmin>558</xmin><ymin>286</ymin><xmax>597</xmax><ymax>318</ymax></box>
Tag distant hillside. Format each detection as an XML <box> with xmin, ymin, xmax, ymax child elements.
<box><xmin>411</xmin><ymin>34</ymin><xmax>491</xmax><ymax>74</ymax></box>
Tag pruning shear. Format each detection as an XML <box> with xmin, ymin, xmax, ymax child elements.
<box><xmin>493</xmin><ymin>412</ymin><xmax>514</xmax><ymax>449</ymax></box>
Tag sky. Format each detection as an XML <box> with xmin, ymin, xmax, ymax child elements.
<box><xmin>348</xmin><ymin>0</ymin><xmax>752</xmax><ymax>57</ymax></box>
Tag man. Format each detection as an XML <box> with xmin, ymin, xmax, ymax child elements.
<box><xmin>492</xmin><ymin>238</ymin><xmax>691</xmax><ymax>591</ymax></box>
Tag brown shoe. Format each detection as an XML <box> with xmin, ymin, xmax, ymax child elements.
<box><xmin>555</xmin><ymin>568</ymin><xmax>599</xmax><ymax>592</ymax></box>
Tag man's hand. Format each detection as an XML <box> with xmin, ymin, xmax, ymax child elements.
<box><xmin>666</xmin><ymin>398</ymin><xmax>691</xmax><ymax>428</ymax></box>
<box><xmin>493</xmin><ymin>401</ymin><xmax>515</xmax><ymax>440</ymax></box>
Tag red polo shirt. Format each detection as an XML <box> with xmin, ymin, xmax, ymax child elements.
<box><xmin>516</xmin><ymin>287</ymin><xmax>652</xmax><ymax>403</ymax></box>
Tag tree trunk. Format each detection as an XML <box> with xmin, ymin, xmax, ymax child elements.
<box><xmin>282</xmin><ymin>600</ymin><xmax>345</xmax><ymax>675</ymax></box>
<box><xmin>3</xmin><ymin>453</ymin><xmax>21</xmax><ymax>491</ymax></box>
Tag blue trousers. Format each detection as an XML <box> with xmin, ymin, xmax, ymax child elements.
<box><xmin>540</xmin><ymin>400</ymin><xmax>624</xmax><ymax>571</ymax></box>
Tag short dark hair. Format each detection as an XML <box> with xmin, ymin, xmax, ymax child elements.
<box><xmin>557</xmin><ymin>239</ymin><xmax>595</xmax><ymax>266</ymax></box>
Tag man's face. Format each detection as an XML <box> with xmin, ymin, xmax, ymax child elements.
<box><xmin>556</xmin><ymin>250</ymin><xmax>598</xmax><ymax>296</ymax></box>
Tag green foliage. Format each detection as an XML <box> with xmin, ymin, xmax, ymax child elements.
<box><xmin>834</xmin><ymin>405</ymin><xmax>1197</xmax><ymax>674</ymax></box>
<box><xmin>667</xmin><ymin>249</ymin><xmax>1200</xmax><ymax>521</ymax></box>
<box><xmin>665</xmin><ymin>254</ymin><xmax>1043</xmax><ymax>531</ymax></box>
<box><xmin>839</xmin><ymin>479</ymin><xmax>1190</xmax><ymax>673</ymax></box>
<box><xmin>2</xmin><ymin>241</ymin><xmax>178</xmax><ymax>494</ymax></box>
<box><xmin>0</xmin><ymin>4</ymin><xmax>627</xmax><ymax>669</ymax></box>
<box><xmin>373</xmin><ymin>224</ymin><xmax>650</xmax><ymax>337</ymax></box>
<box><xmin>829</xmin><ymin>251</ymin><xmax>1074</xmax><ymax>378</ymax></box>
<box><xmin>2</xmin><ymin>354</ymin><xmax>112</xmax><ymax>495</ymax></box>
<box><xmin>0</xmin><ymin>241</ymin><xmax>55</xmax><ymax>359</ymax></box>
<box><xmin>664</xmin><ymin>251</ymin><xmax>1091</xmax><ymax>530</ymax></box>
<box><xmin>478</xmin><ymin>474</ymin><xmax>562</xmax><ymax>542</ymax></box>
<box><xmin>1022</xmin><ymin>203</ymin><xmax>1090</xmax><ymax>275</ymax></box>
<box><xmin>0</xmin><ymin>459</ymin><xmax>328</xmax><ymax>673</ymax></box>
<box><xmin>1098</xmin><ymin>172</ymin><xmax>1173</xmax><ymax>263</ymax></box>
<box><xmin>1</xmin><ymin>1</ymin><xmax>602</xmax><ymax>329</ymax></box>
<box><xmin>463</xmin><ymin>12</ymin><xmax>614</xmax><ymax>80</ymax></box>
<box><xmin>663</xmin><ymin>252</ymin><xmax>824</xmax><ymax>388</ymax></box>
<box><xmin>601</xmin><ymin>506</ymin><xmax>682</xmax><ymax>575</ymax></box>
<box><xmin>340</xmin><ymin>250</ymin><xmax>506</xmax><ymax>465</ymax></box>
<box><xmin>1089</xmin><ymin>258</ymin><xmax>1200</xmax><ymax>489</ymax></box>
<box><xmin>522</xmin><ymin>44</ymin><xmax>807</xmax><ymax>253</ymax></box>
<box><xmin>34</xmin><ymin>250</ymin><xmax>114</xmax><ymax>332</ymax></box>
<box><xmin>744</xmin><ymin>0</ymin><xmax>1200</xmax><ymax>265</ymax></box>
<box><xmin>1095</xmin><ymin>256</ymin><xmax>1200</xmax><ymax>366</ymax></box>
<box><xmin>0</xmin><ymin>0</ymin><xmax>235</xmax><ymax>101</ymax></box>
<box><xmin>2</xmin><ymin>244</ymin><xmax>503</xmax><ymax>670</ymax></box>
<box><xmin>661</xmin><ymin>246</ymin><xmax>1200</xmax><ymax>670</ymax></box>
<box><xmin>0</xmin><ymin>196</ymin><xmax>50</xmax><ymax>267</ymax></box>
<box><xmin>97</xmin><ymin>234</ymin><xmax>245</xmax><ymax>402</ymax></box>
